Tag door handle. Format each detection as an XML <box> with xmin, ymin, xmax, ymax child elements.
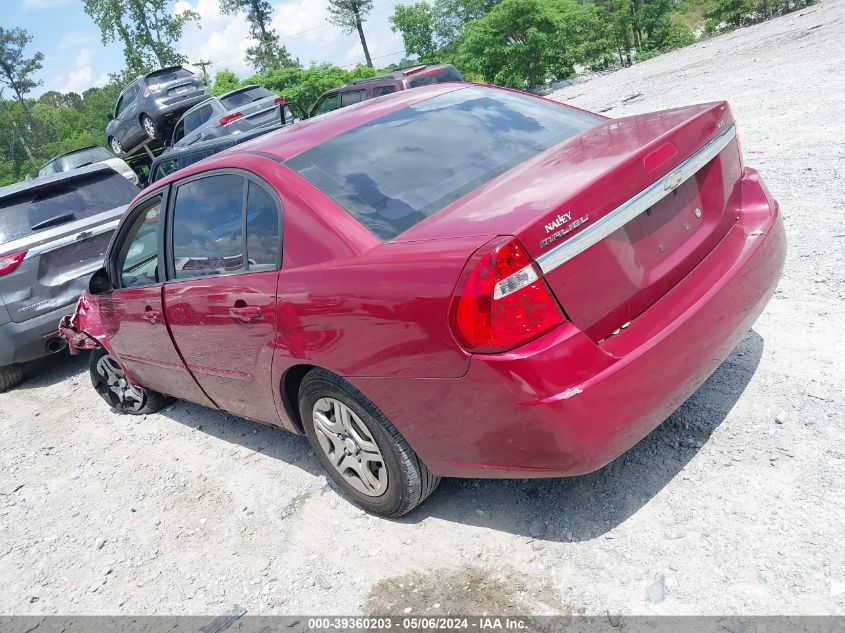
<box><xmin>142</xmin><ymin>308</ymin><xmax>161</xmax><ymax>324</ymax></box>
<box><xmin>229</xmin><ymin>305</ymin><xmax>262</xmax><ymax>323</ymax></box>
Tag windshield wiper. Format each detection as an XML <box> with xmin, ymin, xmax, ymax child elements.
<box><xmin>30</xmin><ymin>213</ymin><xmax>76</xmax><ymax>231</ymax></box>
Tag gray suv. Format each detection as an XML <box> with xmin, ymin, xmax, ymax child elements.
<box><xmin>0</xmin><ymin>165</ymin><xmax>139</xmax><ymax>391</ymax></box>
<box><xmin>170</xmin><ymin>85</ymin><xmax>295</xmax><ymax>148</ymax></box>
<box><xmin>106</xmin><ymin>66</ymin><xmax>208</xmax><ymax>156</ymax></box>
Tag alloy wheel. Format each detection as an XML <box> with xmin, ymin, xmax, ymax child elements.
<box><xmin>96</xmin><ymin>355</ymin><xmax>144</xmax><ymax>413</ymax></box>
<box><xmin>110</xmin><ymin>137</ymin><xmax>122</xmax><ymax>154</ymax></box>
<box><xmin>142</xmin><ymin>116</ymin><xmax>156</xmax><ymax>138</ymax></box>
<box><xmin>312</xmin><ymin>397</ymin><xmax>388</xmax><ymax>497</ymax></box>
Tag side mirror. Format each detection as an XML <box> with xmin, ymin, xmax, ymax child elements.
<box><xmin>88</xmin><ymin>267</ymin><xmax>113</xmax><ymax>295</ymax></box>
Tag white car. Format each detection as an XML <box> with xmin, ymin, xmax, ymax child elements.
<box><xmin>38</xmin><ymin>146</ymin><xmax>140</xmax><ymax>186</ymax></box>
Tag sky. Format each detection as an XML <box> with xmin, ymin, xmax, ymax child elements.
<box><xmin>8</xmin><ymin>0</ymin><xmax>408</xmax><ymax>97</ymax></box>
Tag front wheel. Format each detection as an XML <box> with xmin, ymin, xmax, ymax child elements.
<box><xmin>89</xmin><ymin>348</ymin><xmax>172</xmax><ymax>414</ymax></box>
<box><xmin>299</xmin><ymin>368</ymin><xmax>440</xmax><ymax>517</ymax></box>
<box><xmin>109</xmin><ymin>136</ymin><xmax>123</xmax><ymax>155</ymax></box>
<box><xmin>141</xmin><ymin>114</ymin><xmax>157</xmax><ymax>139</ymax></box>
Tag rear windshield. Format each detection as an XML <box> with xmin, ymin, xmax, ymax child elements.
<box><xmin>146</xmin><ymin>68</ymin><xmax>192</xmax><ymax>84</ymax></box>
<box><xmin>287</xmin><ymin>86</ymin><xmax>601</xmax><ymax>240</ymax></box>
<box><xmin>220</xmin><ymin>86</ymin><xmax>275</xmax><ymax>109</ymax></box>
<box><xmin>57</xmin><ymin>147</ymin><xmax>113</xmax><ymax>171</ymax></box>
<box><xmin>406</xmin><ymin>66</ymin><xmax>463</xmax><ymax>88</ymax></box>
<box><xmin>0</xmin><ymin>171</ymin><xmax>138</xmax><ymax>243</ymax></box>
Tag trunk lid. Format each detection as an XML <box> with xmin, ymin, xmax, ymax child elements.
<box><xmin>400</xmin><ymin>101</ymin><xmax>742</xmax><ymax>343</ymax></box>
<box><xmin>0</xmin><ymin>165</ymin><xmax>138</xmax><ymax>323</ymax></box>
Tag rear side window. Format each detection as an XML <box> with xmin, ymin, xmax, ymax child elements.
<box><xmin>340</xmin><ymin>90</ymin><xmax>365</xmax><ymax>107</ymax></box>
<box><xmin>406</xmin><ymin>65</ymin><xmax>463</xmax><ymax>89</ymax></box>
<box><xmin>56</xmin><ymin>147</ymin><xmax>112</xmax><ymax>171</ymax></box>
<box><xmin>184</xmin><ymin>105</ymin><xmax>213</xmax><ymax>133</ymax></box>
<box><xmin>0</xmin><ymin>171</ymin><xmax>139</xmax><ymax>242</ymax></box>
<box><xmin>372</xmin><ymin>85</ymin><xmax>397</xmax><ymax>97</ymax></box>
<box><xmin>245</xmin><ymin>182</ymin><xmax>279</xmax><ymax>271</ymax></box>
<box><xmin>220</xmin><ymin>86</ymin><xmax>274</xmax><ymax>109</ymax></box>
<box><xmin>171</xmin><ymin>174</ymin><xmax>245</xmax><ymax>279</ymax></box>
<box><xmin>287</xmin><ymin>86</ymin><xmax>601</xmax><ymax>241</ymax></box>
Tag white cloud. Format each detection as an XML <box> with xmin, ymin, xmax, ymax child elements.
<box><xmin>175</xmin><ymin>0</ymin><xmax>255</xmax><ymax>76</ymax></box>
<box><xmin>45</xmin><ymin>48</ymin><xmax>108</xmax><ymax>95</ymax></box>
<box><xmin>59</xmin><ymin>31</ymin><xmax>98</xmax><ymax>50</ymax></box>
<box><xmin>171</xmin><ymin>0</ymin><xmax>406</xmax><ymax>79</ymax></box>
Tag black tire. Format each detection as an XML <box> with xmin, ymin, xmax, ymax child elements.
<box><xmin>0</xmin><ymin>363</ymin><xmax>24</xmax><ymax>392</ymax></box>
<box><xmin>299</xmin><ymin>368</ymin><xmax>440</xmax><ymax>517</ymax></box>
<box><xmin>109</xmin><ymin>136</ymin><xmax>123</xmax><ymax>155</ymax></box>
<box><xmin>89</xmin><ymin>347</ymin><xmax>172</xmax><ymax>415</ymax></box>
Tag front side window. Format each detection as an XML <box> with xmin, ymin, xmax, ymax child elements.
<box><xmin>171</xmin><ymin>174</ymin><xmax>245</xmax><ymax>279</ymax></box>
<box><xmin>315</xmin><ymin>93</ymin><xmax>339</xmax><ymax>115</ymax></box>
<box><xmin>340</xmin><ymin>90</ymin><xmax>365</xmax><ymax>107</ymax></box>
<box><xmin>116</xmin><ymin>197</ymin><xmax>162</xmax><ymax>288</ymax></box>
<box><xmin>172</xmin><ymin>119</ymin><xmax>186</xmax><ymax>143</ymax></box>
<box><xmin>153</xmin><ymin>159</ymin><xmax>178</xmax><ymax>181</ymax></box>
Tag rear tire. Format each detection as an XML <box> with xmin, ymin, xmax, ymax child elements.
<box><xmin>299</xmin><ymin>368</ymin><xmax>440</xmax><ymax>517</ymax></box>
<box><xmin>141</xmin><ymin>114</ymin><xmax>157</xmax><ymax>139</ymax></box>
<box><xmin>0</xmin><ymin>363</ymin><xmax>24</xmax><ymax>392</ymax></box>
<box><xmin>89</xmin><ymin>348</ymin><xmax>172</xmax><ymax>414</ymax></box>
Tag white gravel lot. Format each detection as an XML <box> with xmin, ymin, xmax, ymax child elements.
<box><xmin>1</xmin><ymin>0</ymin><xmax>844</xmax><ymax>617</ymax></box>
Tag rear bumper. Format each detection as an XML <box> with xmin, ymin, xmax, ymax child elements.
<box><xmin>350</xmin><ymin>170</ymin><xmax>786</xmax><ymax>478</ymax></box>
<box><xmin>0</xmin><ymin>304</ymin><xmax>70</xmax><ymax>366</ymax></box>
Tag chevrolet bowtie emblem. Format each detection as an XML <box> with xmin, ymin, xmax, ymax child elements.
<box><xmin>664</xmin><ymin>170</ymin><xmax>683</xmax><ymax>192</ymax></box>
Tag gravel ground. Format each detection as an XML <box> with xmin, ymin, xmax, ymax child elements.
<box><xmin>2</xmin><ymin>1</ymin><xmax>844</xmax><ymax>617</ymax></box>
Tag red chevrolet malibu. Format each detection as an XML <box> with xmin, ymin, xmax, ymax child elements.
<box><xmin>60</xmin><ymin>84</ymin><xmax>785</xmax><ymax>516</ymax></box>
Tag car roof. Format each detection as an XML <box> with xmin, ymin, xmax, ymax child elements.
<box><xmin>145</xmin><ymin>84</ymin><xmax>466</xmax><ymax>192</ymax></box>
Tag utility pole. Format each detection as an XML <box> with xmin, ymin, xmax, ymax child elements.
<box><xmin>194</xmin><ymin>59</ymin><xmax>212</xmax><ymax>86</ymax></box>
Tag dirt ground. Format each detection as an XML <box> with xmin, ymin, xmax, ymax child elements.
<box><xmin>2</xmin><ymin>0</ymin><xmax>843</xmax><ymax>617</ymax></box>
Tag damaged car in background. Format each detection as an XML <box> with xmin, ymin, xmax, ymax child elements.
<box><xmin>60</xmin><ymin>84</ymin><xmax>785</xmax><ymax>517</ymax></box>
<box><xmin>0</xmin><ymin>164</ymin><xmax>139</xmax><ymax>391</ymax></box>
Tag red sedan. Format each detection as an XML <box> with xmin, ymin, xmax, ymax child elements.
<box><xmin>60</xmin><ymin>84</ymin><xmax>785</xmax><ymax>516</ymax></box>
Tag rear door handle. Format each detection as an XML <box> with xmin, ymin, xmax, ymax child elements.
<box><xmin>142</xmin><ymin>308</ymin><xmax>160</xmax><ymax>324</ymax></box>
<box><xmin>229</xmin><ymin>305</ymin><xmax>262</xmax><ymax>323</ymax></box>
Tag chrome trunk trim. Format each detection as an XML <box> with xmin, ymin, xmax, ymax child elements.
<box><xmin>535</xmin><ymin>124</ymin><xmax>737</xmax><ymax>275</ymax></box>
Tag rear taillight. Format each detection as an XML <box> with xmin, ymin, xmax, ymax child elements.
<box><xmin>0</xmin><ymin>251</ymin><xmax>27</xmax><ymax>277</ymax></box>
<box><xmin>274</xmin><ymin>97</ymin><xmax>287</xmax><ymax>105</ymax></box>
<box><xmin>219</xmin><ymin>112</ymin><xmax>243</xmax><ymax>126</ymax></box>
<box><xmin>144</xmin><ymin>84</ymin><xmax>162</xmax><ymax>97</ymax></box>
<box><xmin>191</xmin><ymin>73</ymin><xmax>199</xmax><ymax>81</ymax></box>
<box><xmin>450</xmin><ymin>237</ymin><xmax>565</xmax><ymax>353</ymax></box>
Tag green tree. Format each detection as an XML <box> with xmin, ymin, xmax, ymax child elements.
<box><xmin>0</xmin><ymin>27</ymin><xmax>44</xmax><ymax>130</ymax></box>
<box><xmin>327</xmin><ymin>0</ymin><xmax>375</xmax><ymax>68</ymax></box>
<box><xmin>0</xmin><ymin>27</ymin><xmax>44</xmax><ymax>168</ymax></box>
<box><xmin>219</xmin><ymin>0</ymin><xmax>297</xmax><ymax>72</ymax></box>
<box><xmin>457</xmin><ymin>0</ymin><xmax>603</xmax><ymax>89</ymax></box>
<box><xmin>210</xmin><ymin>69</ymin><xmax>243</xmax><ymax>96</ymax></box>
<box><xmin>247</xmin><ymin>63</ymin><xmax>376</xmax><ymax>117</ymax></box>
<box><xmin>431</xmin><ymin>0</ymin><xmax>500</xmax><ymax>47</ymax></box>
<box><xmin>82</xmin><ymin>0</ymin><xmax>200</xmax><ymax>76</ymax></box>
<box><xmin>390</xmin><ymin>3</ymin><xmax>437</xmax><ymax>61</ymax></box>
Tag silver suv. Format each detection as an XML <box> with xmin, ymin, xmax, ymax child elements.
<box><xmin>0</xmin><ymin>164</ymin><xmax>139</xmax><ymax>390</ymax></box>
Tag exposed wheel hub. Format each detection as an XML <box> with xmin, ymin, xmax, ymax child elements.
<box><xmin>96</xmin><ymin>355</ymin><xmax>144</xmax><ymax>413</ymax></box>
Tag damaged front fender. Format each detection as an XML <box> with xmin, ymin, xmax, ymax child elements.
<box><xmin>58</xmin><ymin>291</ymin><xmax>103</xmax><ymax>355</ymax></box>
